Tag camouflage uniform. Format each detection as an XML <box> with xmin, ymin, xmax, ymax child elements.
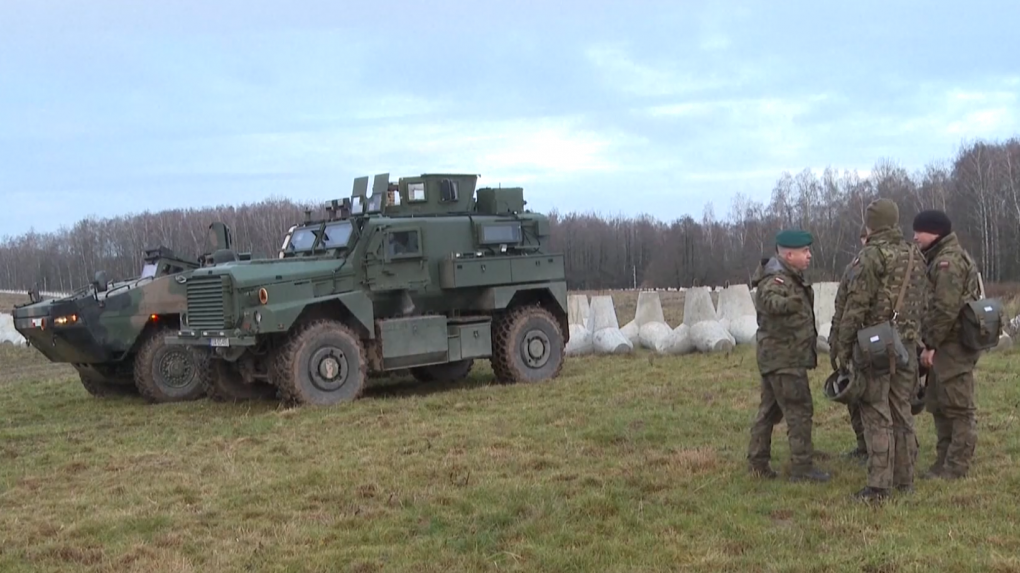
<box><xmin>836</xmin><ymin>199</ymin><xmax>929</xmax><ymax>499</ymax></box>
<box><xmin>747</xmin><ymin>230</ymin><xmax>828</xmax><ymax>482</ymax></box>
<box><xmin>829</xmin><ymin>258</ymin><xmax>867</xmax><ymax>457</ymax></box>
<box><xmin>920</xmin><ymin>231</ymin><xmax>983</xmax><ymax>479</ymax></box>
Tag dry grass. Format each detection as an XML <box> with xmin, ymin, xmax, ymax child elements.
<box><xmin>572</xmin><ymin>289</ymin><xmax>691</xmax><ymax>326</ymax></box>
<box><xmin>1</xmin><ymin>292</ymin><xmax>30</xmax><ymax>313</ymax></box>
<box><xmin>2</xmin><ymin>338</ymin><xmax>1020</xmax><ymax>572</ymax></box>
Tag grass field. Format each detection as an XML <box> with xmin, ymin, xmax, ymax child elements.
<box><xmin>3</xmin><ymin>338</ymin><xmax>1020</xmax><ymax>572</ymax></box>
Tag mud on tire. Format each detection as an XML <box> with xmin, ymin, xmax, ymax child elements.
<box><xmin>203</xmin><ymin>359</ymin><xmax>278</xmax><ymax>402</ymax></box>
<box><xmin>270</xmin><ymin>319</ymin><xmax>367</xmax><ymax>407</ymax></box>
<box><xmin>410</xmin><ymin>359</ymin><xmax>474</xmax><ymax>383</ymax></box>
<box><xmin>133</xmin><ymin>326</ymin><xmax>210</xmax><ymax>403</ymax></box>
<box><xmin>490</xmin><ymin>304</ymin><xmax>565</xmax><ymax>384</ymax></box>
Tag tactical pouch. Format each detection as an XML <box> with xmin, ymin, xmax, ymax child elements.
<box><xmin>852</xmin><ymin>244</ymin><xmax>916</xmax><ymax>375</ymax></box>
<box><xmin>959</xmin><ymin>298</ymin><xmax>1003</xmax><ymax>350</ymax></box>
<box><xmin>853</xmin><ymin>322</ymin><xmax>910</xmax><ymax>374</ymax></box>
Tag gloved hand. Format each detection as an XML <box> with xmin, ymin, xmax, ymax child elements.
<box><xmin>828</xmin><ymin>344</ymin><xmax>839</xmax><ymax>372</ymax></box>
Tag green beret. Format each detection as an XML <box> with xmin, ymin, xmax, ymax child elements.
<box><xmin>775</xmin><ymin>229</ymin><xmax>813</xmax><ymax>248</ymax></box>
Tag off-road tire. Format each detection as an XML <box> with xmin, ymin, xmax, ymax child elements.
<box><xmin>133</xmin><ymin>327</ymin><xmax>210</xmax><ymax>403</ymax></box>
<box><xmin>490</xmin><ymin>304</ymin><xmax>565</xmax><ymax>384</ymax></box>
<box><xmin>203</xmin><ymin>359</ymin><xmax>278</xmax><ymax>402</ymax></box>
<box><xmin>410</xmin><ymin>359</ymin><xmax>474</xmax><ymax>383</ymax></box>
<box><xmin>270</xmin><ymin>319</ymin><xmax>367</xmax><ymax>407</ymax></box>
<box><xmin>75</xmin><ymin>365</ymin><xmax>137</xmax><ymax>397</ymax></box>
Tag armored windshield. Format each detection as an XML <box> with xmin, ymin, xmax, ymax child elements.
<box><xmin>140</xmin><ymin>263</ymin><xmax>158</xmax><ymax>278</ymax></box>
<box><xmin>285</xmin><ymin>221</ymin><xmax>353</xmax><ymax>253</ymax></box>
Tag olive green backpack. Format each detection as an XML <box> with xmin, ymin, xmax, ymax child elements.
<box><xmin>852</xmin><ymin>246</ymin><xmax>914</xmax><ymax>375</ymax></box>
<box><xmin>958</xmin><ymin>252</ymin><xmax>1003</xmax><ymax>351</ymax></box>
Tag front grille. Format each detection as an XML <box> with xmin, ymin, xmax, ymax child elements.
<box><xmin>186</xmin><ymin>275</ymin><xmax>232</xmax><ymax>330</ymax></box>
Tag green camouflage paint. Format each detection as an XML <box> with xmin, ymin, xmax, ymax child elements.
<box><xmin>169</xmin><ymin>173</ymin><xmax>570</xmax><ymax>407</ymax></box>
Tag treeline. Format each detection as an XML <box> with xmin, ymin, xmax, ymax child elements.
<box><xmin>2</xmin><ymin>138</ymin><xmax>1020</xmax><ymax>292</ymax></box>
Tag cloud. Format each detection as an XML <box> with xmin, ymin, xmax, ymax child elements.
<box><xmin>4</xmin><ymin>1</ymin><xmax>1020</xmax><ymax>236</ymax></box>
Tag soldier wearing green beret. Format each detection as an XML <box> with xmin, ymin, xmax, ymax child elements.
<box><xmin>747</xmin><ymin>228</ymin><xmax>830</xmax><ymax>482</ymax></box>
<box><xmin>835</xmin><ymin>198</ymin><xmax>929</xmax><ymax>501</ymax></box>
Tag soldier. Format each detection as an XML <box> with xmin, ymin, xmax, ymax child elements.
<box><xmin>834</xmin><ymin>198</ymin><xmax>928</xmax><ymax>501</ymax></box>
<box><xmin>913</xmin><ymin>209</ymin><xmax>982</xmax><ymax>480</ymax></box>
<box><xmin>829</xmin><ymin>226</ymin><xmax>868</xmax><ymax>463</ymax></box>
<box><xmin>747</xmin><ymin>229</ymin><xmax>830</xmax><ymax>482</ymax></box>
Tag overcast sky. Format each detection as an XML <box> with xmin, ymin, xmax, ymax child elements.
<box><xmin>2</xmin><ymin>0</ymin><xmax>1019</xmax><ymax>237</ymax></box>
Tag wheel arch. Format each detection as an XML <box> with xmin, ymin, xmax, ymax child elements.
<box><xmin>505</xmin><ymin>287</ymin><xmax>569</xmax><ymax>343</ymax></box>
<box><xmin>291</xmin><ymin>296</ymin><xmax>374</xmax><ymax>340</ymax></box>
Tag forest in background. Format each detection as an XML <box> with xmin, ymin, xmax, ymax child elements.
<box><xmin>3</xmin><ymin>137</ymin><xmax>1020</xmax><ymax>292</ymax></box>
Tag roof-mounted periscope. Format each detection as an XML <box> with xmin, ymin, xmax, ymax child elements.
<box><xmin>347</xmin><ymin>173</ymin><xmax>528</xmax><ymax>217</ymax></box>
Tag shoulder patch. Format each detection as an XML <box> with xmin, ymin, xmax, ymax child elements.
<box><xmin>938</xmin><ymin>261</ymin><xmax>949</xmax><ymax>268</ymax></box>
<box><xmin>774</xmin><ymin>276</ymin><xmax>785</xmax><ymax>284</ymax></box>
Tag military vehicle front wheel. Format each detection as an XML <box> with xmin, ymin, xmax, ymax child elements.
<box><xmin>133</xmin><ymin>327</ymin><xmax>210</xmax><ymax>403</ymax></box>
<box><xmin>491</xmin><ymin>305</ymin><xmax>565</xmax><ymax>384</ymax></box>
<box><xmin>271</xmin><ymin>319</ymin><xmax>367</xmax><ymax>407</ymax></box>
<box><xmin>75</xmin><ymin>365</ymin><xmax>138</xmax><ymax>398</ymax></box>
<box><xmin>410</xmin><ymin>359</ymin><xmax>474</xmax><ymax>383</ymax></box>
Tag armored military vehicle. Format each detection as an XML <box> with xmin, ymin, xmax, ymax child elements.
<box><xmin>12</xmin><ymin>223</ymin><xmax>251</xmax><ymax>403</ymax></box>
<box><xmin>168</xmin><ymin>173</ymin><xmax>569</xmax><ymax>406</ymax></box>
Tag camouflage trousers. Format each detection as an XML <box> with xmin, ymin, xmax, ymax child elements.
<box><xmin>857</xmin><ymin>348</ymin><xmax>920</xmax><ymax>490</ymax></box>
<box><xmin>747</xmin><ymin>369</ymin><xmax>814</xmax><ymax>474</ymax></box>
<box><xmin>848</xmin><ymin>401</ymin><xmax>866</xmax><ymax>451</ymax></box>
<box><xmin>924</xmin><ymin>341</ymin><xmax>980</xmax><ymax>478</ymax></box>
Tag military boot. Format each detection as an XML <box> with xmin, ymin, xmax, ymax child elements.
<box><xmin>921</xmin><ymin>464</ymin><xmax>943</xmax><ymax>480</ymax></box>
<box><xmin>852</xmin><ymin>486</ymin><xmax>889</xmax><ymax>502</ymax></box>
<box><xmin>749</xmin><ymin>465</ymin><xmax>777</xmax><ymax>479</ymax></box>
<box><xmin>789</xmin><ymin>467</ymin><xmax>831</xmax><ymax>483</ymax></box>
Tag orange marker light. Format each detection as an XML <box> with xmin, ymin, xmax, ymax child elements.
<box><xmin>258</xmin><ymin>288</ymin><xmax>269</xmax><ymax>304</ymax></box>
<box><xmin>150</xmin><ymin>314</ymin><xmax>158</xmax><ymax>321</ymax></box>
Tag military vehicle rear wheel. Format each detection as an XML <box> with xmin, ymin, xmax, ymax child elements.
<box><xmin>203</xmin><ymin>359</ymin><xmax>278</xmax><ymax>402</ymax></box>
<box><xmin>410</xmin><ymin>359</ymin><xmax>474</xmax><ymax>383</ymax></box>
<box><xmin>271</xmin><ymin>319</ymin><xmax>367</xmax><ymax>407</ymax></box>
<box><xmin>133</xmin><ymin>326</ymin><xmax>210</xmax><ymax>403</ymax></box>
<box><xmin>490</xmin><ymin>305</ymin><xmax>565</xmax><ymax>384</ymax></box>
<box><xmin>74</xmin><ymin>365</ymin><xmax>137</xmax><ymax>398</ymax></box>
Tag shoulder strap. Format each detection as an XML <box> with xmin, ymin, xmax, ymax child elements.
<box><xmin>959</xmin><ymin>250</ymin><xmax>986</xmax><ymax>299</ymax></box>
<box><xmin>892</xmin><ymin>245</ymin><xmax>915</xmax><ymax>320</ymax></box>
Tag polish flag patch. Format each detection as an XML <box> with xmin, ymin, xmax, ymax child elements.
<box><xmin>774</xmin><ymin>277</ymin><xmax>785</xmax><ymax>284</ymax></box>
<box><xmin>939</xmin><ymin>261</ymin><xmax>950</xmax><ymax>268</ymax></box>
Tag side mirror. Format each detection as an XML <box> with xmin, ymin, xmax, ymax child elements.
<box><xmin>93</xmin><ymin>270</ymin><xmax>108</xmax><ymax>293</ymax></box>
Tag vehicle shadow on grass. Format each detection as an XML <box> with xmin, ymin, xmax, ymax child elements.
<box><xmin>362</xmin><ymin>371</ymin><xmax>494</xmax><ymax>401</ymax></box>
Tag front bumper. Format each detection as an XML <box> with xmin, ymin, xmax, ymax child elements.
<box><xmin>168</xmin><ymin>329</ymin><xmax>258</xmax><ymax>348</ymax></box>
<box><xmin>11</xmin><ymin>319</ymin><xmax>115</xmax><ymax>363</ymax></box>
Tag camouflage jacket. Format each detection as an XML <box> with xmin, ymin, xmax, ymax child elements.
<box><xmin>751</xmin><ymin>256</ymin><xmax>818</xmax><ymax>375</ymax></box>
<box><xmin>921</xmin><ymin>232</ymin><xmax>982</xmax><ymax>349</ymax></box>
<box><xmin>827</xmin><ymin>259</ymin><xmax>854</xmax><ymax>352</ymax></box>
<box><xmin>835</xmin><ymin>227</ymin><xmax>930</xmax><ymax>364</ymax></box>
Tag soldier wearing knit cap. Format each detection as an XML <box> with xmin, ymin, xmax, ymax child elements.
<box><xmin>835</xmin><ymin>198</ymin><xmax>929</xmax><ymax>501</ymax></box>
<box><xmin>913</xmin><ymin>209</ymin><xmax>983</xmax><ymax>480</ymax></box>
<box><xmin>746</xmin><ymin>228</ymin><xmax>830</xmax><ymax>483</ymax></box>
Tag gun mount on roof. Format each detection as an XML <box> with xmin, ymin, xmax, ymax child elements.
<box><xmin>344</xmin><ymin>173</ymin><xmax>528</xmax><ymax>217</ymax></box>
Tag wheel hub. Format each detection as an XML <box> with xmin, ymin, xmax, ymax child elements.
<box><xmin>309</xmin><ymin>347</ymin><xmax>349</xmax><ymax>392</ymax></box>
<box><xmin>521</xmin><ymin>329</ymin><xmax>551</xmax><ymax>368</ymax></box>
<box><xmin>157</xmin><ymin>350</ymin><xmax>194</xmax><ymax>388</ymax></box>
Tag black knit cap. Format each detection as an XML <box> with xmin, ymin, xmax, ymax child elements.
<box><xmin>912</xmin><ymin>209</ymin><xmax>952</xmax><ymax>236</ymax></box>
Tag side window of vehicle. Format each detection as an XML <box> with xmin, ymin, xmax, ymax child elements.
<box><xmin>386</xmin><ymin>229</ymin><xmax>421</xmax><ymax>258</ymax></box>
